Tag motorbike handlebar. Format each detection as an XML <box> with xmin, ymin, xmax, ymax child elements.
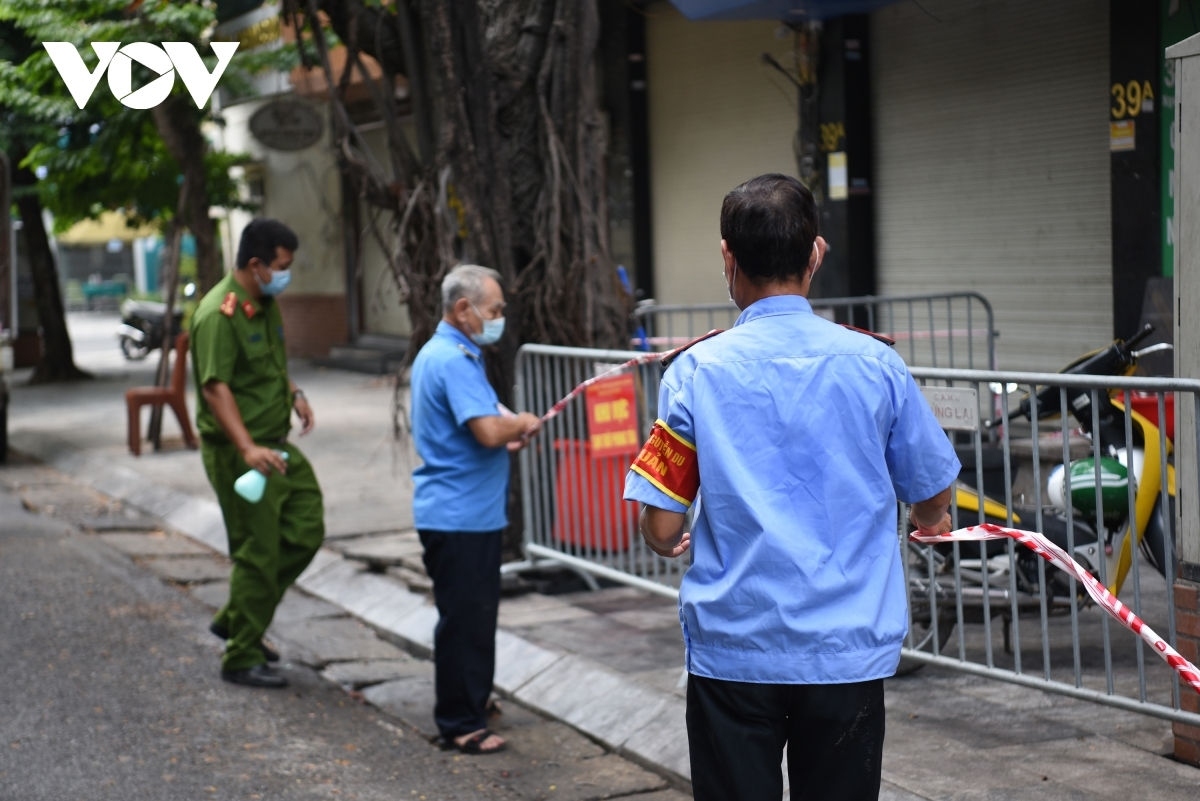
<box><xmin>1122</xmin><ymin>323</ymin><xmax>1156</xmax><ymax>352</ymax></box>
<box><xmin>984</xmin><ymin>324</ymin><xmax>1156</xmax><ymax>428</ymax></box>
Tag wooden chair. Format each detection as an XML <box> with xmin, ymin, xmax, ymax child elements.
<box><xmin>125</xmin><ymin>331</ymin><xmax>198</xmax><ymax>456</ymax></box>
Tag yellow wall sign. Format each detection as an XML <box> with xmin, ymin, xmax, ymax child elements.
<box><xmin>1110</xmin><ymin>120</ymin><xmax>1136</xmax><ymax>152</ymax></box>
<box><xmin>828</xmin><ymin>152</ymin><xmax>848</xmax><ymax>201</ymax></box>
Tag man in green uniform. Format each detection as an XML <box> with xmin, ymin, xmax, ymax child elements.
<box><xmin>190</xmin><ymin>218</ymin><xmax>324</xmax><ymax>689</ymax></box>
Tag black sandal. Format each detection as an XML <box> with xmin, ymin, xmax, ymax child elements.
<box><xmin>450</xmin><ymin>729</ymin><xmax>506</xmax><ymax>755</ymax></box>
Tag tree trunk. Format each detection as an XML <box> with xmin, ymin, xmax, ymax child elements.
<box><xmin>290</xmin><ymin>0</ymin><xmax>631</xmax><ymax>555</ymax></box>
<box><xmin>152</xmin><ymin>97</ymin><xmax>222</xmax><ymax>293</ymax></box>
<box><xmin>12</xmin><ymin>160</ymin><xmax>89</xmax><ymax>384</ymax></box>
<box><xmin>291</xmin><ymin>0</ymin><xmax>629</xmax><ymax>358</ymax></box>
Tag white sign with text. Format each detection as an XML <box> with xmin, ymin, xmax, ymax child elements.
<box><xmin>921</xmin><ymin>385</ymin><xmax>979</xmax><ymax>431</ymax></box>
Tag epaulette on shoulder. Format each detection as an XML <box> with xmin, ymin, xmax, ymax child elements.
<box><xmin>841</xmin><ymin>323</ymin><xmax>895</xmax><ymax>347</ymax></box>
<box><xmin>660</xmin><ymin>329</ymin><xmax>723</xmax><ymax>368</ymax></box>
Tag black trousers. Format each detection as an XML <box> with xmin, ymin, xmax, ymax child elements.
<box><xmin>419</xmin><ymin>529</ymin><xmax>503</xmax><ymax>740</ymax></box>
<box><xmin>686</xmin><ymin>674</ymin><xmax>885</xmax><ymax>801</ymax></box>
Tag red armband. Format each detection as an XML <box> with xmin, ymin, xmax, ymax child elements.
<box><xmin>629</xmin><ymin>420</ymin><xmax>699</xmax><ymax>507</ymax></box>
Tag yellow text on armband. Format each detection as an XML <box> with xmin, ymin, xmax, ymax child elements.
<box><xmin>629</xmin><ymin>420</ymin><xmax>699</xmax><ymax>506</ymax></box>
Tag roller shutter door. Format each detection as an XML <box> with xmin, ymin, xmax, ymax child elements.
<box><xmin>871</xmin><ymin>0</ymin><xmax>1111</xmax><ymax>372</ymax></box>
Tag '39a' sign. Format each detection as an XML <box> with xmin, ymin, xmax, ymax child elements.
<box><xmin>43</xmin><ymin>41</ymin><xmax>239</xmax><ymax>110</ymax></box>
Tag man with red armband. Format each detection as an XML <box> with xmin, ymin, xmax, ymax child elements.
<box><xmin>623</xmin><ymin>173</ymin><xmax>959</xmax><ymax>801</ymax></box>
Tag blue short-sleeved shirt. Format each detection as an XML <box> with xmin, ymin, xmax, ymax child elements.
<box><xmin>410</xmin><ymin>321</ymin><xmax>510</xmax><ymax>532</ymax></box>
<box><xmin>624</xmin><ymin>295</ymin><xmax>961</xmax><ymax>684</ymax></box>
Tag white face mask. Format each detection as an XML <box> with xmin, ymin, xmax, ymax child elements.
<box><xmin>257</xmin><ymin>267</ymin><xmax>292</xmax><ymax>296</ymax></box>
<box><xmin>470</xmin><ymin>304</ymin><xmax>505</xmax><ymax>346</ymax></box>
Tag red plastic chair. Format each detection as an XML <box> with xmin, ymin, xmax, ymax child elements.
<box><xmin>125</xmin><ymin>331</ymin><xmax>198</xmax><ymax>456</ymax></box>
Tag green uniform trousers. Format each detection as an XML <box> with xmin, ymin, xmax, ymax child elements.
<box><xmin>202</xmin><ymin>440</ymin><xmax>325</xmax><ymax>671</ymax></box>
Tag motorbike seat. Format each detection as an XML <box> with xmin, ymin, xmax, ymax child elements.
<box><xmin>121</xmin><ymin>299</ymin><xmax>170</xmax><ymax>318</ymax></box>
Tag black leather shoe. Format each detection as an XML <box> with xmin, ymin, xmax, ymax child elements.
<box><xmin>209</xmin><ymin>622</ymin><xmax>280</xmax><ymax>662</ymax></box>
<box><xmin>221</xmin><ymin>664</ymin><xmax>288</xmax><ymax>689</ymax></box>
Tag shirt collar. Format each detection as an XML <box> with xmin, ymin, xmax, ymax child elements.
<box><xmin>734</xmin><ymin>294</ymin><xmax>813</xmax><ymax>327</ymax></box>
<box><xmin>224</xmin><ymin>271</ymin><xmax>264</xmax><ymax>314</ymax></box>
<box><xmin>435</xmin><ymin>319</ymin><xmax>481</xmax><ymax>358</ymax></box>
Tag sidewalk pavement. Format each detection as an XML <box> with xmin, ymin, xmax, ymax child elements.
<box><xmin>5</xmin><ymin>348</ymin><xmax>1200</xmax><ymax>800</ymax></box>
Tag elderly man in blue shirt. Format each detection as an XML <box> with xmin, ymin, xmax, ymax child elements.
<box><xmin>410</xmin><ymin>264</ymin><xmax>541</xmax><ymax>756</ymax></box>
<box><xmin>624</xmin><ymin>174</ymin><xmax>960</xmax><ymax>801</ymax></box>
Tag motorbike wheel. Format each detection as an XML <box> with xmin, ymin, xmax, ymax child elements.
<box><xmin>120</xmin><ymin>335</ymin><xmax>151</xmax><ymax>361</ymax></box>
<box><xmin>895</xmin><ymin>609</ymin><xmax>956</xmax><ymax>677</ymax></box>
<box><xmin>1141</xmin><ymin>494</ymin><xmax>1176</xmax><ymax>577</ymax></box>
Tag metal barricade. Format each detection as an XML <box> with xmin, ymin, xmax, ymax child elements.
<box><xmin>513</xmin><ymin>343</ymin><xmax>679</xmax><ymax>598</ymax></box>
<box><xmin>905</xmin><ymin>365</ymin><xmax>1200</xmax><ymax>727</ymax></box>
<box><xmin>634</xmin><ymin>291</ymin><xmax>997</xmax><ymax>370</ymax></box>
<box><xmin>514</xmin><ymin>343</ymin><xmax>1200</xmax><ymax>726</ymax></box>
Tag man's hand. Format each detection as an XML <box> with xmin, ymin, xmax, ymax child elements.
<box><xmin>242</xmin><ymin>443</ymin><xmax>288</xmax><ymax>476</ymax></box>
<box><xmin>909</xmin><ymin>509</ymin><xmax>952</xmax><ymax>536</ymax></box>
<box><xmin>293</xmin><ymin>393</ymin><xmax>315</xmax><ymax>435</ymax></box>
<box><xmin>472</xmin><ymin>408</ymin><xmax>543</xmax><ymax>450</ymax></box>
<box><xmin>649</xmin><ymin>531</ymin><xmax>691</xmax><ymax>559</ymax></box>
<box><xmin>506</xmin><ymin>411</ymin><xmax>542</xmax><ymax>451</ymax></box>
<box><xmin>909</xmin><ymin>487</ymin><xmax>953</xmax><ymax>536</ymax></box>
<box><xmin>640</xmin><ymin>506</ymin><xmax>690</xmax><ymax>559</ymax></box>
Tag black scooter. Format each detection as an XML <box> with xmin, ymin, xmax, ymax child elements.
<box><xmin>901</xmin><ymin>326</ymin><xmax>1173</xmax><ymax>674</ymax></box>
<box><xmin>117</xmin><ymin>298</ymin><xmax>185</xmax><ymax>361</ymax></box>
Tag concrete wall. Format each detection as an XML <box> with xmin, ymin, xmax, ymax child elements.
<box><xmin>645</xmin><ymin>8</ymin><xmax>798</xmax><ymax>305</ymax></box>
<box><xmin>210</xmin><ymin>99</ymin><xmax>348</xmax><ymax>357</ymax></box>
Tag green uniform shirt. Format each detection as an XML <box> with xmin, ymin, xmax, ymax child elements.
<box><xmin>190</xmin><ymin>273</ymin><xmax>292</xmax><ymax>444</ymax></box>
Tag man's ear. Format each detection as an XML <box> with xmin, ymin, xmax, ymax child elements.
<box><xmin>808</xmin><ymin>236</ymin><xmax>828</xmax><ymax>278</ymax></box>
<box><xmin>451</xmin><ymin>296</ymin><xmax>473</xmax><ymax>324</ymax></box>
<box><xmin>720</xmin><ymin>239</ymin><xmax>736</xmax><ymax>274</ymax></box>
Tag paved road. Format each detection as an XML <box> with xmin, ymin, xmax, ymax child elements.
<box><xmin>0</xmin><ymin>458</ymin><xmax>686</xmax><ymax>801</ymax></box>
<box><xmin>0</xmin><ymin>474</ymin><xmax>487</xmax><ymax>800</ymax></box>
<box><xmin>67</xmin><ymin>309</ymin><xmax>150</xmax><ymax>376</ymax></box>
<box><xmin>3</xmin><ymin>303</ymin><xmax>686</xmax><ymax>801</ymax></box>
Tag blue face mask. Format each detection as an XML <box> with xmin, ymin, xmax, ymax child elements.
<box><xmin>257</xmin><ymin>268</ymin><xmax>292</xmax><ymax>297</ymax></box>
<box><xmin>470</xmin><ymin>304</ymin><xmax>505</xmax><ymax>346</ymax></box>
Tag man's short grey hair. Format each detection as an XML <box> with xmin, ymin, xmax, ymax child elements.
<box><xmin>442</xmin><ymin>264</ymin><xmax>501</xmax><ymax>312</ymax></box>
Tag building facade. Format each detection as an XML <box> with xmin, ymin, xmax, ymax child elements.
<box><xmin>211</xmin><ymin>1</ymin><xmax>1193</xmax><ymax>373</ymax></box>
<box><xmin>647</xmin><ymin>0</ymin><xmax>1190</xmax><ymax>372</ymax></box>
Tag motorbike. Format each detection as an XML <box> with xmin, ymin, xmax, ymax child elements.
<box><xmin>900</xmin><ymin>325</ymin><xmax>1175</xmax><ymax>674</ymax></box>
<box><xmin>117</xmin><ymin>297</ymin><xmax>185</xmax><ymax>361</ymax></box>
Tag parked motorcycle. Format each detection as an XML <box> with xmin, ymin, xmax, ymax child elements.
<box><xmin>900</xmin><ymin>325</ymin><xmax>1174</xmax><ymax>673</ymax></box>
<box><xmin>117</xmin><ymin>298</ymin><xmax>185</xmax><ymax>361</ymax></box>
<box><xmin>1008</xmin><ymin>324</ymin><xmax>1175</xmax><ymax>594</ymax></box>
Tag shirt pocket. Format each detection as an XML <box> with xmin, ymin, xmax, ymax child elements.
<box><xmin>242</xmin><ymin>332</ymin><xmax>281</xmax><ymax>376</ymax></box>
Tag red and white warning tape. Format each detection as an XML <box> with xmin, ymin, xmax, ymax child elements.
<box><xmin>537</xmin><ymin>331</ymin><xmax>721</xmax><ymax>424</ymax></box>
<box><xmin>911</xmin><ymin>523</ymin><xmax>1200</xmax><ymax>696</ymax></box>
